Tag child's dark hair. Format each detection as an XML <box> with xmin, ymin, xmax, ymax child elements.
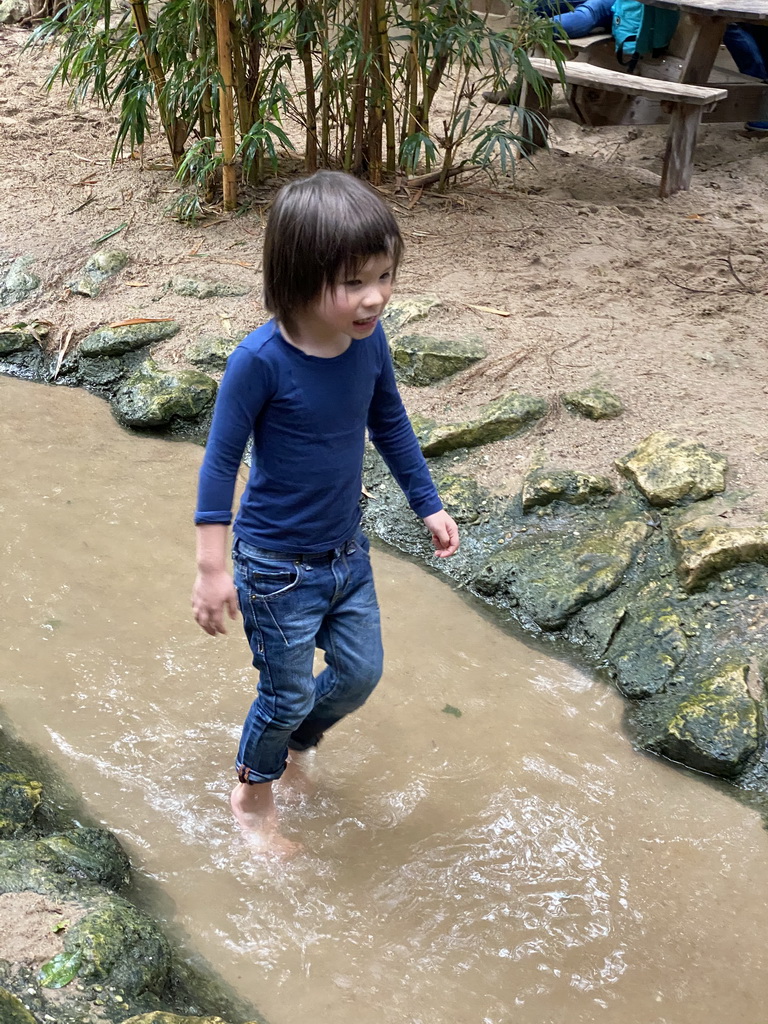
<box><xmin>263</xmin><ymin>171</ymin><xmax>403</xmax><ymax>329</ymax></box>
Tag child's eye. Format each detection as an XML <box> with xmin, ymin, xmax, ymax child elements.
<box><xmin>344</xmin><ymin>279</ymin><xmax>362</xmax><ymax>288</ymax></box>
<box><xmin>380</xmin><ymin>272</ymin><xmax>391</xmax><ymax>281</ymax></box>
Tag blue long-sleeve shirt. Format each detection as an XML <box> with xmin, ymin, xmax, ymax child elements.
<box><xmin>195</xmin><ymin>319</ymin><xmax>442</xmax><ymax>553</ymax></box>
<box><xmin>553</xmin><ymin>0</ymin><xmax>614</xmax><ymax>37</ymax></box>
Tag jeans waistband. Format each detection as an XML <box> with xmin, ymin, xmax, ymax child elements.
<box><xmin>233</xmin><ymin>536</ymin><xmax>358</xmax><ymax>564</ymax></box>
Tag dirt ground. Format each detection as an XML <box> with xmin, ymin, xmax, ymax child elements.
<box><xmin>2</xmin><ymin>25</ymin><xmax>767</xmax><ymax>518</ymax></box>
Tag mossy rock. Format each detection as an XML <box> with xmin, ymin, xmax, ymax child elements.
<box><xmin>167</xmin><ymin>277</ymin><xmax>249</xmax><ymax>300</ymax></box>
<box><xmin>38</xmin><ymin>828</ymin><xmax>130</xmax><ymax>891</ymax></box>
<box><xmin>78</xmin><ymin>353</ymin><xmax>128</xmax><ymax>388</ymax></box>
<box><xmin>111</xmin><ymin>359</ymin><xmax>217</xmax><ymax>428</ymax></box>
<box><xmin>380</xmin><ymin>296</ymin><xmax>441</xmax><ymax>337</ymax></box>
<box><xmin>652</xmin><ymin>663</ymin><xmax>762</xmax><ymax>777</ymax></box>
<box><xmin>389</xmin><ymin>334</ymin><xmax>486</xmax><ymax>386</ymax></box>
<box><xmin>615</xmin><ymin>431</ymin><xmax>727</xmax><ymax>507</ymax></box>
<box><xmin>59</xmin><ymin>898</ymin><xmax>172</xmax><ymax>996</ymax></box>
<box><xmin>0</xmin><ymin>987</ymin><xmax>37</xmax><ymax>1023</ymax></box>
<box><xmin>414</xmin><ymin>392</ymin><xmax>548</xmax><ymax>457</ymax></box>
<box><xmin>521</xmin><ymin>467</ymin><xmax>615</xmax><ymax>511</ymax></box>
<box><xmin>0</xmin><ymin>765</ymin><xmax>42</xmax><ymax>837</ymax></box>
<box><xmin>432</xmin><ymin>472</ymin><xmax>489</xmax><ymax>525</ymax></box>
<box><xmin>563</xmin><ymin>385</ymin><xmax>623</xmax><ymax>420</ymax></box>
<box><xmin>0</xmin><ymin>326</ymin><xmax>40</xmax><ymax>356</ymax></box>
<box><xmin>80</xmin><ymin>321</ymin><xmax>181</xmax><ymax>358</ymax></box>
<box><xmin>186</xmin><ymin>334</ymin><xmax>245</xmax><ymax>373</ymax></box>
<box><xmin>607</xmin><ymin>587</ymin><xmax>689</xmax><ymax>699</ymax></box>
<box><xmin>1</xmin><ymin>257</ymin><xmax>40</xmax><ymax>307</ymax></box>
<box><xmin>671</xmin><ymin>515</ymin><xmax>768</xmax><ymax>591</ymax></box>
<box><xmin>68</xmin><ymin>250</ymin><xmax>130</xmax><ymax>298</ymax></box>
<box><xmin>473</xmin><ymin>507</ymin><xmax>650</xmax><ymax>630</ymax></box>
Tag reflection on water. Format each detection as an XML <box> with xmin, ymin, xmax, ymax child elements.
<box><xmin>2</xmin><ymin>375</ymin><xmax>768</xmax><ymax>1024</ymax></box>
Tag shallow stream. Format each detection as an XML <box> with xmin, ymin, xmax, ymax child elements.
<box><xmin>2</xmin><ymin>375</ymin><xmax>768</xmax><ymax>1024</ymax></box>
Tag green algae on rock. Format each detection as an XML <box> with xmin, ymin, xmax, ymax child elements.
<box><xmin>671</xmin><ymin>515</ymin><xmax>768</xmax><ymax>591</ymax></box>
<box><xmin>389</xmin><ymin>334</ymin><xmax>487</xmax><ymax>386</ymax></box>
<box><xmin>0</xmin><ymin>766</ymin><xmax>42</xmax><ymax>837</ymax></box>
<box><xmin>431</xmin><ymin>471</ymin><xmax>489</xmax><ymax>525</ymax></box>
<box><xmin>0</xmin><ymin>987</ymin><xmax>37</xmax><ymax>1024</ymax></box>
<box><xmin>81</xmin><ymin>321</ymin><xmax>181</xmax><ymax>358</ymax></box>
<box><xmin>521</xmin><ymin>467</ymin><xmax>615</xmax><ymax>511</ymax></box>
<box><xmin>563</xmin><ymin>385</ymin><xmax>624</xmax><ymax>420</ymax></box>
<box><xmin>111</xmin><ymin>360</ymin><xmax>217</xmax><ymax>429</ymax></box>
<box><xmin>167</xmin><ymin>277</ymin><xmax>249</xmax><ymax>300</ymax></box>
<box><xmin>607</xmin><ymin>586</ymin><xmax>689</xmax><ymax>699</ymax></box>
<box><xmin>0</xmin><ymin>257</ymin><xmax>41</xmax><ymax>307</ymax></box>
<box><xmin>38</xmin><ymin>828</ymin><xmax>130</xmax><ymax>891</ymax></box>
<box><xmin>0</xmin><ymin>325</ymin><xmax>41</xmax><ymax>356</ymax></box>
<box><xmin>652</xmin><ymin>663</ymin><xmax>762</xmax><ymax>777</ymax></box>
<box><xmin>616</xmin><ymin>431</ymin><xmax>727</xmax><ymax>507</ymax></box>
<box><xmin>380</xmin><ymin>295</ymin><xmax>441</xmax><ymax>337</ymax></box>
<box><xmin>68</xmin><ymin>250</ymin><xmax>130</xmax><ymax>298</ymax></box>
<box><xmin>474</xmin><ymin>505</ymin><xmax>651</xmax><ymax>630</ymax></box>
<box><xmin>413</xmin><ymin>392</ymin><xmax>548</xmax><ymax>457</ymax></box>
<box><xmin>186</xmin><ymin>334</ymin><xmax>245</xmax><ymax>373</ymax></box>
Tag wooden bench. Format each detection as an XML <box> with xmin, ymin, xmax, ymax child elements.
<box><xmin>525</xmin><ymin>56</ymin><xmax>727</xmax><ymax>195</ymax></box>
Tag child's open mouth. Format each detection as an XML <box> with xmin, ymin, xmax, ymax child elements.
<box><xmin>353</xmin><ymin>316</ymin><xmax>377</xmax><ymax>327</ymax></box>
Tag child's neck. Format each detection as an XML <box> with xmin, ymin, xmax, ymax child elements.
<box><xmin>278</xmin><ymin>313</ymin><xmax>351</xmax><ymax>359</ymax></box>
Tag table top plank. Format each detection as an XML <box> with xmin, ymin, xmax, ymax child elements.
<box><xmin>636</xmin><ymin>0</ymin><xmax>768</xmax><ymax>21</ymax></box>
<box><xmin>528</xmin><ymin>56</ymin><xmax>728</xmax><ymax>101</ymax></box>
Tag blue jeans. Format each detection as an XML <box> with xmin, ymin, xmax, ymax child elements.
<box><xmin>724</xmin><ymin>23</ymin><xmax>768</xmax><ymax>80</ymax></box>
<box><xmin>231</xmin><ymin>530</ymin><xmax>383</xmax><ymax>784</ymax></box>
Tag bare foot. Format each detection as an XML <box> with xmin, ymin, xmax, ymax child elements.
<box><xmin>230</xmin><ymin>782</ymin><xmax>302</xmax><ymax>859</ymax></box>
<box><xmin>281</xmin><ymin>749</ymin><xmax>316</xmax><ymax>801</ymax></box>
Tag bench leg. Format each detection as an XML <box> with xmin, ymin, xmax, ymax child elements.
<box><xmin>659</xmin><ymin>102</ymin><xmax>702</xmax><ymax>197</ymax></box>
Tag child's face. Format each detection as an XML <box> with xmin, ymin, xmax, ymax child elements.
<box><xmin>314</xmin><ymin>252</ymin><xmax>394</xmax><ymax>340</ymax></box>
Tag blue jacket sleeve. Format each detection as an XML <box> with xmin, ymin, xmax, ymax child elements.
<box><xmin>194</xmin><ymin>345</ymin><xmax>274</xmax><ymax>525</ymax></box>
<box><xmin>553</xmin><ymin>0</ymin><xmax>614</xmax><ymax>36</ymax></box>
<box><xmin>366</xmin><ymin>331</ymin><xmax>443</xmax><ymax>519</ymax></box>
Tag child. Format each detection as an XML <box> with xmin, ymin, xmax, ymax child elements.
<box><xmin>191</xmin><ymin>170</ymin><xmax>459</xmax><ymax>855</ymax></box>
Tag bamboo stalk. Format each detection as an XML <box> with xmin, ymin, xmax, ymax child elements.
<box><xmin>375</xmin><ymin>0</ymin><xmax>395</xmax><ymax>174</ymax></box>
<box><xmin>319</xmin><ymin>0</ymin><xmax>332</xmax><ymax>165</ymax></box>
<box><xmin>214</xmin><ymin>0</ymin><xmax>238</xmax><ymax>210</ymax></box>
<box><xmin>230</xmin><ymin>15</ymin><xmax>254</xmax><ymax>137</ymax></box>
<box><xmin>296</xmin><ymin>0</ymin><xmax>318</xmax><ymax>173</ymax></box>
<box><xmin>351</xmin><ymin>0</ymin><xmax>372</xmax><ymax>175</ymax></box>
<box><xmin>127</xmin><ymin>0</ymin><xmax>185</xmax><ymax>169</ymax></box>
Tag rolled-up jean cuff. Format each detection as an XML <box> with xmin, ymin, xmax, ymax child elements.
<box><xmin>236</xmin><ymin>762</ymin><xmax>285</xmax><ymax>785</ymax></box>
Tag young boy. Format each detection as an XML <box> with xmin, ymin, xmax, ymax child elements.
<box><xmin>192</xmin><ymin>171</ymin><xmax>459</xmax><ymax>855</ymax></box>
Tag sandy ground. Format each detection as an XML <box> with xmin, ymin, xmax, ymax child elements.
<box><xmin>2</xmin><ymin>25</ymin><xmax>767</xmax><ymax>518</ymax></box>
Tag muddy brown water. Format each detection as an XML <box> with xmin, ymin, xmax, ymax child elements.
<box><xmin>2</xmin><ymin>375</ymin><xmax>768</xmax><ymax>1024</ymax></box>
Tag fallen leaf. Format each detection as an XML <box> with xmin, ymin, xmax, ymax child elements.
<box><xmin>463</xmin><ymin>303</ymin><xmax>511</xmax><ymax>317</ymax></box>
<box><xmin>124</xmin><ymin>282</ymin><xmax>150</xmax><ymax>288</ymax></box>
<box><xmin>442</xmin><ymin>704</ymin><xmax>462</xmax><ymax>718</ymax></box>
<box><xmin>108</xmin><ymin>317</ymin><xmax>174</xmax><ymax>328</ymax></box>
<box><xmin>686</xmin><ymin>214</ymin><xmax>703</xmax><ymax>220</ymax></box>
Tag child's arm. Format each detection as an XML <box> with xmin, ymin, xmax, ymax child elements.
<box><xmin>193</xmin><ymin>344</ymin><xmax>273</xmax><ymax>634</ymax></box>
<box><xmin>367</xmin><ymin>331</ymin><xmax>459</xmax><ymax>557</ymax></box>
<box><xmin>192</xmin><ymin>523</ymin><xmax>239</xmax><ymax>635</ymax></box>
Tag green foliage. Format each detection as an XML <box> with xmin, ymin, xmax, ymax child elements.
<box><xmin>28</xmin><ymin>0</ymin><xmax>565</xmax><ymax>214</ymax></box>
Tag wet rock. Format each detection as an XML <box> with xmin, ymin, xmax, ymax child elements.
<box><xmin>186</xmin><ymin>334</ymin><xmax>245</xmax><ymax>373</ymax></box>
<box><xmin>0</xmin><ymin>987</ymin><xmax>36</xmax><ymax>1024</ymax></box>
<box><xmin>413</xmin><ymin>392</ymin><xmax>548</xmax><ymax>457</ymax></box>
<box><xmin>80</xmin><ymin>321</ymin><xmax>180</xmax><ymax>357</ymax></box>
<box><xmin>607</xmin><ymin>587</ymin><xmax>688</xmax><ymax>698</ymax></box>
<box><xmin>653</xmin><ymin>663</ymin><xmax>762</xmax><ymax>777</ymax></box>
<box><xmin>390</xmin><ymin>334</ymin><xmax>487</xmax><ymax>386</ymax></box>
<box><xmin>0</xmin><ymin>839</ymin><xmax>81</xmax><ymax>897</ymax></box>
<box><xmin>167</xmin><ymin>277</ymin><xmax>249</xmax><ymax>300</ymax></box>
<box><xmin>521</xmin><ymin>467</ymin><xmax>615</xmax><ymax>511</ymax></box>
<box><xmin>563</xmin><ymin>385</ymin><xmax>624</xmax><ymax>419</ymax></box>
<box><xmin>0</xmin><ymin>257</ymin><xmax>40</xmax><ymax>307</ymax></box>
<box><xmin>380</xmin><ymin>295</ymin><xmax>441</xmax><ymax>337</ymax></box>
<box><xmin>615</xmin><ymin>431</ymin><xmax>727</xmax><ymax>507</ymax></box>
<box><xmin>59</xmin><ymin>898</ymin><xmax>172</xmax><ymax>996</ymax></box>
<box><xmin>111</xmin><ymin>359</ymin><xmax>217</xmax><ymax>429</ymax></box>
<box><xmin>38</xmin><ymin>829</ymin><xmax>130</xmax><ymax>891</ymax></box>
<box><xmin>0</xmin><ymin>325</ymin><xmax>40</xmax><ymax>356</ymax></box>
<box><xmin>68</xmin><ymin>250</ymin><xmax>130</xmax><ymax>298</ymax></box>
<box><xmin>78</xmin><ymin>354</ymin><xmax>128</xmax><ymax>388</ymax></box>
<box><xmin>671</xmin><ymin>515</ymin><xmax>768</xmax><ymax>591</ymax></box>
<box><xmin>0</xmin><ymin>765</ymin><xmax>42</xmax><ymax>837</ymax></box>
<box><xmin>431</xmin><ymin>472</ymin><xmax>487</xmax><ymax>525</ymax></box>
<box><xmin>474</xmin><ymin>507</ymin><xmax>651</xmax><ymax>630</ymax></box>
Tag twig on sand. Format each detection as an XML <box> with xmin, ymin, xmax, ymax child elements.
<box><xmin>720</xmin><ymin>250</ymin><xmax>760</xmax><ymax>295</ymax></box>
<box><xmin>52</xmin><ymin>327</ymin><xmax>74</xmax><ymax>382</ymax></box>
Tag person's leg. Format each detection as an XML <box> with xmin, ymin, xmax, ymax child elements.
<box><xmin>724</xmin><ymin>23</ymin><xmax>768</xmax><ymax>80</ymax></box>
<box><xmin>287</xmin><ymin>534</ymin><xmax>383</xmax><ymax>751</ymax></box>
<box><xmin>231</xmin><ymin>543</ymin><xmax>333</xmax><ymax>850</ymax></box>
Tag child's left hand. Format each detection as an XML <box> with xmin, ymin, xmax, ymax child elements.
<box><xmin>422</xmin><ymin>510</ymin><xmax>460</xmax><ymax>558</ymax></box>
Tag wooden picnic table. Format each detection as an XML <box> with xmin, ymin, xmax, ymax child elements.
<box><xmin>521</xmin><ymin>0</ymin><xmax>768</xmax><ymax>194</ymax></box>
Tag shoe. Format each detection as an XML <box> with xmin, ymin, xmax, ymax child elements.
<box><xmin>743</xmin><ymin>120</ymin><xmax>768</xmax><ymax>133</ymax></box>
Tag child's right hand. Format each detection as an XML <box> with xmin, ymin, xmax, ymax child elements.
<box><xmin>192</xmin><ymin>570</ymin><xmax>239</xmax><ymax>636</ymax></box>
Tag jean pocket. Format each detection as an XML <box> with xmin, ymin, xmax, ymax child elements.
<box><xmin>239</xmin><ymin>559</ymin><xmax>303</xmax><ymax>601</ymax></box>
